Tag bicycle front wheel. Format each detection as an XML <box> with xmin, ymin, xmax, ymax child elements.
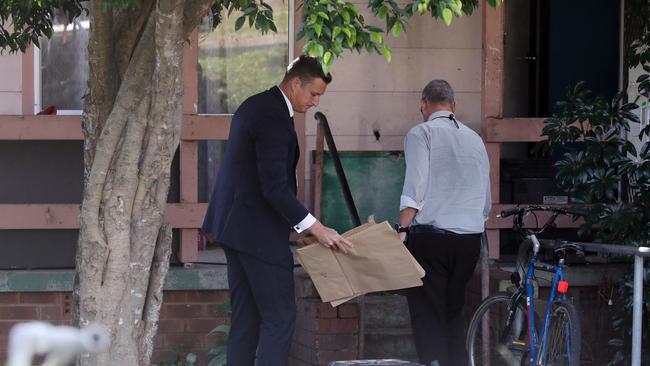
<box><xmin>539</xmin><ymin>300</ymin><xmax>581</xmax><ymax>366</ymax></box>
<box><xmin>466</xmin><ymin>292</ymin><xmax>532</xmax><ymax>366</ymax></box>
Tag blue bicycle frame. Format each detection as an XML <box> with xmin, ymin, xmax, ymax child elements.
<box><xmin>525</xmin><ymin>234</ymin><xmax>570</xmax><ymax>365</ymax></box>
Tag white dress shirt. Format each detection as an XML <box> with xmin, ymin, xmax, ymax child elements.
<box><xmin>278</xmin><ymin>87</ymin><xmax>316</xmax><ymax>233</ymax></box>
<box><xmin>400</xmin><ymin>111</ymin><xmax>491</xmax><ymax>234</ymax></box>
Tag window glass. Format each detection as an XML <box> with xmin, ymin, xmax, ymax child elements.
<box><xmin>198</xmin><ymin>0</ymin><xmax>290</xmax><ymax>114</ymax></box>
<box><xmin>38</xmin><ymin>7</ymin><xmax>90</xmax><ymax>112</ymax></box>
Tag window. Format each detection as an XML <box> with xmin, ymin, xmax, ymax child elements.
<box><xmin>196</xmin><ymin>0</ymin><xmax>293</xmax><ymax>200</ymax></box>
<box><xmin>34</xmin><ymin>7</ymin><xmax>90</xmax><ymax>115</ymax></box>
<box><xmin>197</xmin><ymin>0</ymin><xmax>293</xmax><ymax>114</ymax></box>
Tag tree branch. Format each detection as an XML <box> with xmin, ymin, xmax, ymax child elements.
<box><xmin>140</xmin><ymin>223</ymin><xmax>172</xmax><ymax>365</ymax></box>
<box><xmin>113</xmin><ymin>0</ymin><xmax>156</xmax><ymax>78</ymax></box>
<box><xmin>82</xmin><ymin>0</ymin><xmax>118</xmax><ymax>176</ymax></box>
<box><xmin>183</xmin><ymin>0</ymin><xmax>213</xmax><ymax>39</ymax></box>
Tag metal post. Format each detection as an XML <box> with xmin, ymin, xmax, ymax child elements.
<box><xmin>632</xmin><ymin>253</ymin><xmax>645</xmax><ymax>366</ymax></box>
<box><xmin>479</xmin><ymin>233</ymin><xmax>491</xmax><ymax>364</ymax></box>
<box><xmin>539</xmin><ymin>240</ymin><xmax>650</xmax><ymax>364</ymax></box>
<box><xmin>480</xmin><ymin>232</ymin><xmax>490</xmax><ymax>300</ymax></box>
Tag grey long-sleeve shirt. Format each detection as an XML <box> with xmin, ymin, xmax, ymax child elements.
<box><xmin>400</xmin><ymin>110</ymin><xmax>491</xmax><ymax>234</ymax></box>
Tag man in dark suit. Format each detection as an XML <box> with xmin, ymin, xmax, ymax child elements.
<box><xmin>203</xmin><ymin>55</ymin><xmax>352</xmax><ymax>366</ymax></box>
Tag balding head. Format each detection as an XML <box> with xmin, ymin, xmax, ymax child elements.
<box><xmin>421</xmin><ymin>79</ymin><xmax>454</xmax><ymax>105</ymax></box>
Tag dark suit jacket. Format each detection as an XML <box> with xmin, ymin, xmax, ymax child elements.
<box><xmin>202</xmin><ymin>86</ymin><xmax>309</xmax><ymax>264</ymax></box>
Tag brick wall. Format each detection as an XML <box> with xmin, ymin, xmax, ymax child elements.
<box><xmin>0</xmin><ymin>290</ymin><xmax>230</xmax><ymax>365</ymax></box>
<box><xmin>154</xmin><ymin>290</ymin><xmax>230</xmax><ymax>364</ymax></box>
<box><xmin>0</xmin><ymin>274</ymin><xmax>364</xmax><ymax>365</ymax></box>
<box><xmin>290</xmin><ymin>271</ymin><xmax>362</xmax><ymax>365</ymax></box>
<box><xmin>0</xmin><ymin>292</ymin><xmax>73</xmax><ymax>361</ymax></box>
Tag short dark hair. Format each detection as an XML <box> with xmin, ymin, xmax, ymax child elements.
<box><xmin>421</xmin><ymin>79</ymin><xmax>454</xmax><ymax>105</ymax></box>
<box><xmin>282</xmin><ymin>55</ymin><xmax>333</xmax><ymax>84</ymax></box>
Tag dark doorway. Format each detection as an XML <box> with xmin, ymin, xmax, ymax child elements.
<box><xmin>504</xmin><ymin>0</ymin><xmax>621</xmax><ymax>117</ymax></box>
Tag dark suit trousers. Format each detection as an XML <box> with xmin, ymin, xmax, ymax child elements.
<box><xmin>405</xmin><ymin>230</ymin><xmax>481</xmax><ymax>366</ymax></box>
<box><xmin>224</xmin><ymin>248</ymin><xmax>296</xmax><ymax>366</ymax></box>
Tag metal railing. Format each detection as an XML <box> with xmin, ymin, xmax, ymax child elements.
<box><xmin>539</xmin><ymin>239</ymin><xmax>649</xmax><ymax>366</ymax></box>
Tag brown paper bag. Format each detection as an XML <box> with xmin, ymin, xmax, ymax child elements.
<box><xmin>294</xmin><ymin>241</ymin><xmax>355</xmax><ymax>302</ymax></box>
<box><xmin>296</xmin><ymin>221</ymin><xmax>425</xmax><ymax>306</ymax></box>
<box><xmin>334</xmin><ymin>222</ymin><xmax>424</xmax><ymax>294</ymax></box>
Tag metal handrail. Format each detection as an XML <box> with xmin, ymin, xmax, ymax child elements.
<box><xmin>539</xmin><ymin>239</ymin><xmax>649</xmax><ymax>366</ymax></box>
<box><xmin>314</xmin><ymin>112</ymin><xmax>362</xmax><ymax>227</ymax></box>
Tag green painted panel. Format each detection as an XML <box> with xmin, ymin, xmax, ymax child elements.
<box><xmin>0</xmin><ymin>266</ymin><xmax>229</xmax><ymax>292</ymax></box>
<box><xmin>321</xmin><ymin>151</ymin><xmax>405</xmax><ymax>233</ymax></box>
<box><xmin>0</xmin><ymin>270</ymin><xmax>75</xmax><ymax>292</ymax></box>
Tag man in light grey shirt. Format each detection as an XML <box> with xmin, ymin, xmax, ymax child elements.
<box><xmin>397</xmin><ymin>80</ymin><xmax>491</xmax><ymax>366</ymax></box>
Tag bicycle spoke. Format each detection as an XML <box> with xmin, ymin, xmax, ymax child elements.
<box><xmin>540</xmin><ymin>301</ymin><xmax>581</xmax><ymax>366</ymax></box>
<box><xmin>467</xmin><ymin>293</ymin><xmax>532</xmax><ymax>366</ymax></box>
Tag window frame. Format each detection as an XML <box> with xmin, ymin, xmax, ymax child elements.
<box><xmin>33</xmin><ymin>19</ymin><xmax>90</xmax><ymax>116</ymax></box>
<box><xmin>196</xmin><ymin>0</ymin><xmax>294</xmax><ymax>116</ymax></box>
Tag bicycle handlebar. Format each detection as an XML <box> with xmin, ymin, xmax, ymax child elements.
<box><xmin>498</xmin><ymin>207</ymin><xmax>526</xmax><ymax>218</ymax></box>
<box><xmin>498</xmin><ymin>205</ymin><xmax>586</xmax><ymax>219</ymax></box>
<box><xmin>498</xmin><ymin>205</ymin><xmax>586</xmax><ymax>237</ymax></box>
<box><xmin>563</xmin><ymin>207</ymin><xmax>587</xmax><ymax>216</ymax></box>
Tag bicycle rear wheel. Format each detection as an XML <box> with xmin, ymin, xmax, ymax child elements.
<box><xmin>466</xmin><ymin>292</ymin><xmax>532</xmax><ymax>366</ymax></box>
<box><xmin>539</xmin><ymin>300</ymin><xmax>581</xmax><ymax>366</ymax></box>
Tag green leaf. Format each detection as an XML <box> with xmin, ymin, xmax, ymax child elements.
<box><xmin>625</xmin><ymin>140</ymin><xmax>638</xmax><ymax>157</ymax></box>
<box><xmin>234</xmin><ymin>15</ymin><xmax>246</xmax><ymax>30</ymax></box>
<box><xmin>208</xmin><ymin>353</ymin><xmax>227</xmax><ymax>366</ymax></box>
<box><xmin>643</xmin><ymin>64</ymin><xmax>650</xmax><ymax>74</ymax></box>
<box><xmin>210</xmin><ymin>324</ymin><xmax>231</xmax><ymax>334</ymax></box>
<box><xmin>186</xmin><ymin>353</ymin><xmax>198</xmax><ymax>364</ymax></box>
<box><xmin>347</xmin><ymin>3</ymin><xmax>359</xmax><ymax>16</ymax></box>
<box><xmin>390</xmin><ymin>21</ymin><xmax>403</xmax><ymax>37</ymax></box>
<box><xmin>243</xmin><ymin>5</ymin><xmax>256</xmax><ymax>15</ymax></box>
<box><xmin>382</xmin><ymin>46</ymin><xmax>392</xmax><ymax>62</ymax></box>
<box><xmin>332</xmin><ymin>26</ymin><xmax>342</xmax><ymax>40</ymax></box>
<box><xmin>442</xmin><ymin>8</ymin><xmax>453</xmax><ymax>25</ymax></box>
<box><xmin>342</xmin><ymin>10</ymin><xmax>351</xmax><ymax>24</ymax></box>
<box><xmin>409</xmin><ymin>2</ymin><xmax>418</xmax><ymax>14</ymax></box>
<box><xmin>449</xmin><ymin>2</ymin><xmax>462</xmax><ymax>16</ymax></box>
<box><xmin>313</xmin><ymin>23</ymin><xmax>322</xmax><ymax>37</ymax></box>
<box><xmin>332</xmin><ymin>41</ymin><xmax>343</xmax><ymax>56</ymax></box>
<box><xmin>365</xmin><ymin>25</ymin><xmax>384</xmax><ymax>33</ymax></box>
<box><xmin>321</xmin><ymin>62</ymin><xmax>331</xmax><ymax>76</ymax></box>
<box><xmin>308</xmin><ymin>43</ymin><xmax>325</xmax><ymax>57</ymax></box>
<box><xmin>378</xmin><ymin>5</ymin><xmax>388</xmax><ymax>19</ymax></box>
<box><xmin>318</xmin><ymin>11</ymin><xmax>329</xmax><ymax>20</ymax></box>
<box><xmin>323</xmin><ymin>51</ymin><xmax>333</xmax><ymax>70</ymax></box>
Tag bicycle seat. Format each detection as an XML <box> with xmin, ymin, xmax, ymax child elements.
<box><xmin>553</xmin><ymin>241</ymin><xmax>585</xmax><ymax>257</ymax></box>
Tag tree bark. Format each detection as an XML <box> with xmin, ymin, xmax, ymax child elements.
<box><xmin>76</xmin><ymin>1</ymin><xmax>211</xmax><ymax>365</ymax></box>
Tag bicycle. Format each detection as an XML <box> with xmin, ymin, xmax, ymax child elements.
<box><xmin>466</xmin><ymin>205</ymin><xmax>585</xmax><ymax>366</ymax></box>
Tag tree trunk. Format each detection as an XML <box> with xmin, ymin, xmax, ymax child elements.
<box><xmin>75</xmin><ymin>1</ymin><xmax>211</xmax><ymax>365</ymax></box>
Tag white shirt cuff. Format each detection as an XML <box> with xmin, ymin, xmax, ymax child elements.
<box><xmin>400</xmin><ymin>195</ymin><xmax>422</xmax><ymax>211</ymax></box>
<box><xmin>293</xmin><ymin>213</ymin><xmax>316</xmax><ymax>233</ymax></box>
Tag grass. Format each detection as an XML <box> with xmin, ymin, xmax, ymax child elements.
<box><xmin>198</xmin><ymin>46</ymin><xmax>288</xmax><ymax>113</ymax></box>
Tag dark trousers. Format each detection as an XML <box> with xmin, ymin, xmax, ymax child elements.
<box><xmin>224</xmin><ymin>248</ymin><xmax>296</xmax><ymax>366</ymax></box>
<box><xmin>405</xmin><ymin>229</ymin><xmax>481</xmax><ymax>366</ymax></box>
